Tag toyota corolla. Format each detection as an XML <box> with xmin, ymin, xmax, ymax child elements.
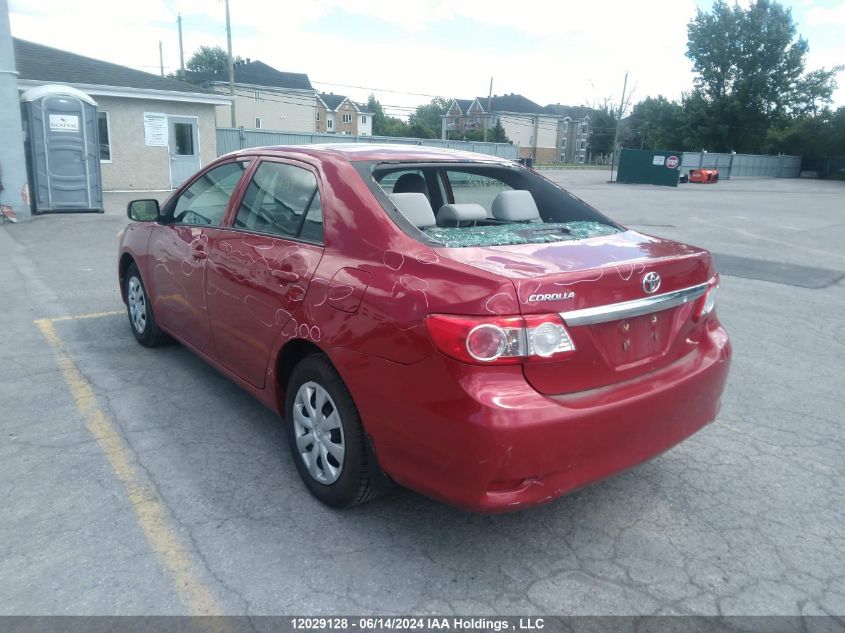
<box><xmin>118</xmin><ymin>145</ymin><xmax>731</xmax><ymax>512</ymax></box>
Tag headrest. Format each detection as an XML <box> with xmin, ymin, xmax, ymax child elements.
<box><xmin>491</xmin><ymin>190</ymin><xmax>541</xmax><ymax>222</ymax></box>
<box><xmin>388</xmin><ymin>193</ymin><xmax>436</xmax><ymax>229</ymax></box>
<box><xmin>437</xmin><ymin>203</ymin><xmax>487</xmax><ymax>225</ymax></box>
<box><xmin>392</xmin><ymin>173</ymin><xmax>430</xmax><ymax>199</ymax></box>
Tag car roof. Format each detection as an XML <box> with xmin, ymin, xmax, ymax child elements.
<box><xmin>222</xmin><ymin>143</ymin><xmax>515</xmax><ymax>165</ymax></box>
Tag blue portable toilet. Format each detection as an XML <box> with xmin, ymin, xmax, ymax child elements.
<box><xmin>20</xmin><ymin>84</ymin><xmax>103</xmax><ymax>213</ymax></box>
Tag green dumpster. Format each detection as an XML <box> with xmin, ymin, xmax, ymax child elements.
<box><xmin>616</xmin><ymin>148</ymin><xmax>682</xmax><ymax>187</ymax></box>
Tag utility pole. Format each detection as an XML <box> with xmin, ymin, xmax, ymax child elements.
<box><xmin>158</xmin><ymin>40</ymin><xmax>164</xmax><ymax>77</ymax></box>
<box><xmin>225</xmin><ymin>0</ymin><xmax>236</xmax><ymax>128</ymax></box>
<box><xmin>609</xmin><ymin>71</ymin><xmax>628</xmax><ymax>183</ymax></box>
<box><xmin>484</xmin><ymin>76</ymin><xmax>493</xmax><ymax>143</ymax></box>
<box><xmin>0</xmin><ymin>0</ymin><xmax>30</xmax><ymax>222</ymax></box>
<box><xmin>177</xmin><ymin>13</ymin><xmax>185</xmax><ymax>77</ymax></box>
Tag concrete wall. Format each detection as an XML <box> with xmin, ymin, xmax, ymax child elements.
<box><xmin>96</xmin><ymin>96</ymin><xmax>217</xmax><ymax>191</ymax></box>
<box><xmin>212</xmin><ymin>86</ymin><xmax>316</xmax><ymax>132</ymax></box>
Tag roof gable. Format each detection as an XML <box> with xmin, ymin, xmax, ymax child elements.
<box><xmin>188</xmin><ymin>60</ymin><xmax>313</xmax><ymax>91</ymax></box>
<box><xmin>544</xmin><ymin>104</ymin><xmax>596</xmax><ymax>119</ymax></box>
<box><xmin>480</xmin><ymin>94</ymin><xmax>550</xmax><ymax>115</ymax></box>
<box><xmin>13</xmin><ymin>38</ymin><xmax>213</xmax><ymax>94</ymax></box>
<box><xmin>318</xmin><ymin>93</ymin><xmax>347</xmax><ymax>111</ymax></box>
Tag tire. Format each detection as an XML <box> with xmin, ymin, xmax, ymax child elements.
<box><xmin>285</xmin><ymin>355</ymin><xmax>380</xmax><ymax>508</ymax></box>
<box><xmin>125</xmin><ymin>263</ymin><xmax>169</xmax><ymax>347</ymax></box>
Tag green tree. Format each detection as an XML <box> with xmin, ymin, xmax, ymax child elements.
<box><xmin>186</xmin><ymin>45</ymin><xmax>243</xmax><ymax>73</ymax></box>
<box><xmin>623</xmin><ymin>96</ymin><xmax>691</xmax><ymax>150</ymax></box>
<box><xmin>489</xmin><ymin>119</ymin><xmax>510</xmax><ymax>143</ymax></box>
<box><xmin>367</xmin><ymin>94</ymin><xmax>409</xmax><ymax>137</ymax></box>
<box><xmin>792</xmin><ymin>67</ymin><xmax>844</xmax><ymax>116</ymax></box>
<box><xmin>588</xmin><ymin>106</ymin><xmax>618</xmax><ymax>154</ymax></box>
<box><xmin>408</xmin><ymin>97</ymin><xmax>452</xmax><ymax>139</ymax></box>
<box><xmin>685</xmin><ymin>0</ymin><xmax>840</xmax><ymax>152</ymax></box>
<box><xmin>454</xmin><ymin>120</ymin><xmax>510</xmax><ymax>143</ymax></box>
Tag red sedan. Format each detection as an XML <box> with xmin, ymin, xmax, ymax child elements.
<box><xmin>119</xmin><ymin>145</ymin><xmax>731</xmax><ymax>512</ymax></box>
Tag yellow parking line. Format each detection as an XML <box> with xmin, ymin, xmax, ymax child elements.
<box><xmin>34</xmin><ymin>318</ymin><xmax>227</xmax><ymax>619</ymax></box>
<box><xmin>48</xmin><ymin>310</ymin><xmax>124</xmax><ymax>322</ymax></box>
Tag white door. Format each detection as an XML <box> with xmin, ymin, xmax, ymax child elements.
<box><xmin>168</xmin><ymin>115</ymin><xmax>200</xmax><ymax>189</ymax></box>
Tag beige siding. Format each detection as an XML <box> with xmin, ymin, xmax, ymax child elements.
<box><xmin>212</xmin><ymin>86</ymin><xmax>316</xmax><ymax>132</ymax></box>
<box><xmin>96</xmin><ymin>96</ymin><xmax>217</xmax><ymax>191</ymax></box>
<box><xmin>335</xmin><ymin>101</ymin><xmax>356</xmax><ymax>135</ymax></box>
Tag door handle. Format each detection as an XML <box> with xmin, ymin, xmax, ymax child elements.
<box><xmin>271</xmin><ymin>269</ymin><xmax>300</xmax><ymax>282</ymax></box>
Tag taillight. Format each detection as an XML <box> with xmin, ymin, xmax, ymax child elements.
<box><xmin>693</xmin><ymin>275</ymin><xmax>720</xmax><ymax>321</ymax></box>
<box><xmin>426</xmin><ymin>314</ymin><xmax>575</xmax><ymax>365</ymax></box>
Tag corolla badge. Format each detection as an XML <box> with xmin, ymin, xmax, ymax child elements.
<box><xmin>642</xmin><ymin>272</ymin><xmax>661</xmax><ymax>294</ymax></box>
<box><xmin>527</xmin><ymin>291</ymin><xmax>575</xmax><ymax>302</ymax></box>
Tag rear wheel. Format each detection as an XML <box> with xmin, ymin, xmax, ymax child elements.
<box><xmin>125</xmin><ymin>263</ymin><xmax>168</xmax><ymax>347</ymax></box>
<box><xmin>285</xmin><ymin>355</ymin><xmax>379</xmax><ymax>508</ymax></box>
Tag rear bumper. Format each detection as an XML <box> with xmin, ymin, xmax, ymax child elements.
<box><xmin>333</xmin><ymin>319</ymin><xmax>731</xmax><ymax>513</ymax></box>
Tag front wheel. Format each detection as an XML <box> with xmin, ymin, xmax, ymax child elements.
<box><xmin>125</xmin><ymin>263</ymin><xmax>168</xmax><ymax>347</ymax></box>
<box><xmin>285</xmin><ymin>355</ymin><xmax>380</xmax><ymax>508</ymax></box>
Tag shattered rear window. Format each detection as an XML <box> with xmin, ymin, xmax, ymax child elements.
<box><xmin>423</xmin><ymin>221</ymin><xmax>619</xmax><ymax>247</ymax></box>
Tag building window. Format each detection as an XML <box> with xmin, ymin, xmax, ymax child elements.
<box><xmin>361</xmin><ymin>115</ymin><xmax>367</xmax><ymax>124</ymax></box>
<box><xmin>316</xmin><ymin>111</ymin><xmax>321</xmax><ymax>121</ymax></box>
<box><xmin>530</xmin><ymin>117</ymin><xmax>536</xmax><ymax>124</ymax></box>
<box><xmin>581</xmin><ymin>123</ymin><xmax>588</xmax><ymax>135</ymax></box>
<box><xmin>342</xmin><ymin>113</ymin><xmax>352</xmax><ymax>123</ymax></box>
<box><xmin>254</xmin><ymin>90</ymin><xmax>261</xmax><ymax>102</ymax></box>
<box><xmin>255</xmin><ymin>117</ymin><xmax>262</xmax><ymax>129</ymax></box>
<box><xmin>97</xmin><ymin>111</ymin><xmax>111</xmax><ymax>162</ymax></box>
<box><xmin>327</xmin><ymin>119</ymin><xmax>333</xmax><ymax>130</ymax></box>
<box><xmin>581</xmin><ymin>139</ymin><xmax>587</xmax><ymax>150</ymax></box>
<box><xmin>561</xmin><ymin>138</ymin><xmax>566</xmax><ymax>149</ymax></box>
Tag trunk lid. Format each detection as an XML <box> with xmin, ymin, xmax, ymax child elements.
<box><xmin>435</xmin><ymin>230</ymin><xmax>715</xmax><ymax>394</ymax></box>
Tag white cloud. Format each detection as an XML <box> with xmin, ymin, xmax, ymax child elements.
<box><xmin>805</xmin><ymin>2</ymin><xmax>845</xmax><ymax>25</ymax></box>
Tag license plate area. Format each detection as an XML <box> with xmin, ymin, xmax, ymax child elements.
<box><xmin>591</xmin><ymin>310</ymin><xmax>674</xmax><ymax>368</ymax></box>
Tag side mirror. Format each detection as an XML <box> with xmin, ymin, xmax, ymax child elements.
<box><xmin>127</xmin><ymin>199</ymin><xmax>160</xmax><ymax>222</ymax></box>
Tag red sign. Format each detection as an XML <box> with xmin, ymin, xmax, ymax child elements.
<box><xmin>666</xmin><ymin>155</ymin><xmax>680</xmax><ymax>169</ymax></box>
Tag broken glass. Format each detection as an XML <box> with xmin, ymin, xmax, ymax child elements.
<box><xmin>423</xmin><ymin>221</ymin><xmax>619</xmax><ymax>248</ymax></box>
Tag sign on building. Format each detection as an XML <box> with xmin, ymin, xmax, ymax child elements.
<box><xmin>144</xmin><ymin>112</ymin><xmax>168</xmax><ymax>146</ymax></box>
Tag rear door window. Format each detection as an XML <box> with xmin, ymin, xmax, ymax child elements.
<box><xmin>233</xmin><ymin>162</ymin><xmax>323</xmax><ymax>242</ymax></box>
<box><xmin>378</xmin><ymin>169</ymin><xmax>425</xmax><ymax>194</ymax></box>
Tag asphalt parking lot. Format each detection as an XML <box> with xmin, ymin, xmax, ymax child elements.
<box><xmin>1</xmin><ymin>170</ymin><xmax>844</xmax><ymax>617</ymax></box>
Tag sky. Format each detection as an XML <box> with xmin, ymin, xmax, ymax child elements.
<box><xmin>9</xmin><ymin>0</ymin><xmax>845</xmax><ymax>117</ymax></box>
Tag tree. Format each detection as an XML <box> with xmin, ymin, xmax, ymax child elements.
<box><xmin>588</xmin><ymin>106</ymin><xmax>618</xmax><ymax>154</ymax></box>
<box><xmin>792</xmin><ymin>67</ymin><xmax>844</xmax><ymax>116</ymax></box>
<box><xmin>685</xmin><ymin>0</ymin><xmax>840</xmax><ymax>152</ymax></box>
<box><xmin>367</xmin><ymin>94</ymin><xmax>409</xmax><ymax>137</ymax></box>
<box><xmin>489</xmin><ymin>119</ymin><xmax>510</xmax><ymax>143</ymax></box>
<box><xmin>408</xmin><ymin>97</ymin><xmax>452</xmax><ymax>139</ymax></box>
<box><xmin>186</xmin><ymin>45</ymin><xmax>243</xmax><ymax>73</ymax></box>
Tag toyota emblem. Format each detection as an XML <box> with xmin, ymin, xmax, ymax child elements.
<box><xmin>642</xmin><ymin>272</ymin><xmax>661</xmax><ymax>294</ymax></box>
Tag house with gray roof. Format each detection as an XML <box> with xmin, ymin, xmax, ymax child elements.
<box><xmin>443</xmin><ymin>93</ymin><xmax>595</xmax><ymax>163</ymax></box>
<box><xmin>186</xmin><ymin>60</ymin><xmax>317</xmax><ymax>133</ymax></box>
<box><xmin>14</xmin><ymin>38</ymin><xmax>230</xmax><ymax>190</ymax></box>
<box><xmin>315</xmin><ymin>93</ymin><xmax>373</xmax><ymax>136</ymax></box>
